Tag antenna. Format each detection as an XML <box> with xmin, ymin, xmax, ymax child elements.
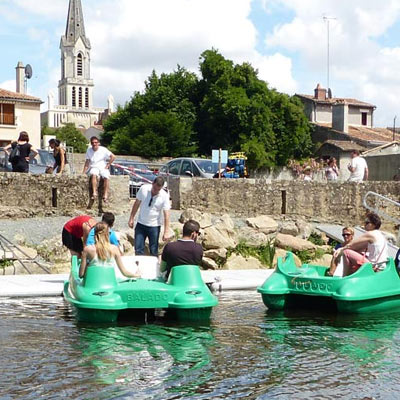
<box><xmin>24</xmin><ymin>64</ymin><xmax>32</xmax><ymax>93</ymax></box>
<box><xmin>322</xmin><ymin>16</ymin><xmax>336</xmax><ymax>92</ymax></box>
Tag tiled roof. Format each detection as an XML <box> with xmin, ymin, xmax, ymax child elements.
<box><xmin>347</xmin><ymin>125</ymin><xmax>399</xmax><ymax>143</ymax></box>
<box><xmin>0</xmin><ymin>88</ymin><xmax>42</xmax><ymax>103</ymax></box>
<box><xmin>318</xmin><ymin>140</ymin><xmax>367</xmax><ymax>152</ymax></box>
<box><xmin>296</xmin><ymin>93</ymin><xmax>375</xmax><ymax>108</ymax></box>
<box><xmin>362</xmin><ymin>141</ymin><xmax>400</xmax><ymax>155</ymax></box>
<box><xmin>313</xmin><ymin>122</ymin><xmax>399</xmax><ymax>144</ymax></box>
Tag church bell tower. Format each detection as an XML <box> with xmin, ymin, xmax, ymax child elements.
<box><xmin>58</xmin><ymin>0</ymin><xmax>94</xmax><ymax>110</ymax></box>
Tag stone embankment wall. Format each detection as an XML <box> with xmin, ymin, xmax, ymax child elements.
<box><xmin>0</xmin><ymin>172</ymin><xmax>130</xmax><ymax>216</ymax></box>
<box><xmin>170</xmin><ymin>178</ymin><xmax>400</xmax><ymax>226</ymax></box>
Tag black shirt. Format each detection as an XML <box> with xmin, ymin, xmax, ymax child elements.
<box><xmin>161</xmin><ymin>239</ymin><xmax>203</xmax><ymax>278</ymax></box>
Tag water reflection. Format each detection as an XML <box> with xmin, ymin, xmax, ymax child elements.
<box><xmin>75</xmin><ymin>322</ymin><xmax>215</xmax><ymax>399</ymax></box>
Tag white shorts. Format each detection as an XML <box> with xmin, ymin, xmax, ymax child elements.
<box><xmin>88</xmin><ymin>167</ymin><xmax>110</xmax><ymax>179</ymax></box>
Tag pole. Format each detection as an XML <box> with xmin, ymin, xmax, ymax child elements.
<box><xmin>394</xmin><ymin>116</ymin><xmax>397</xmax><ymax>142</ymax></box>
<box><xmin>218</xmin><ymin>148</ymin><xmax>221</xmax><ymax>179</ymax></box>
<box><xmin>323</xmin><ymin>16</ymin><xmax>336</xmax><ymax>91</ymax></box>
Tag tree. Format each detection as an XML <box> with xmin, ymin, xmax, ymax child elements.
<box><xmin>56</xmin><ymin>123</ymin><xmax>88</xmax><ymax>153</ymax></box>
<box><xmin>196</xmin><ymin>49</ymin><xmax>312</xmax><ymax>167</ymax></box>
<box><xmin>103</xmin><ymin>66</ymin><xmax>199</xmax><ymax>157</ymax></box>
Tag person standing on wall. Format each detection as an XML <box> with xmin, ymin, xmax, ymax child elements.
<box><xmin>82</xmin><ymin>136</ymin><xmax>115</xmax><ymax>202</ymax></box>
<box><xmin>4</xmin><ymin>131</ymin><xmax>38</xmax><ymax>173</ymax></box>
<box><xmin>161</xmin><ymin>219</ymin><xmax>203</xmax><ymax>279</ymax></box>
<box><xmin>128</xmin><ymin>176</ymin><xmax>172</xmax><ymax>257</ymax></box>
<box><xmin>49</xmin><ymin>139</ymin><xmax>70</xmax><ymax>175</ymax></box>
<box><xmin>348</xmin><ymin>150</ymin><xmax>368</xmax><ymax>182</ymax></box>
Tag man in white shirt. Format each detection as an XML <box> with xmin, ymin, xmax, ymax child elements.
<box><xmin>348</xmin><ymin>150</ymin><xmax>368</xmax><ymax>182</ymax></box>
<box><xmin>83</xmin><ymin>136</ymin><xmax>115</xmax><ymax>202</ymax></box>
<box><xmin>128</xmin><ymin>176</ymin><xmax>172</xmax><ymax>256</ymax></box>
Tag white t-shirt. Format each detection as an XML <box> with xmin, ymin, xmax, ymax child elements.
<box><xmin>367</xmin><ymin>230</ymin><xmax>387</xmax><ymax>264</ymax></box>
<box><xmin>85</xmin><ymin>146</ymin><xmax>112</xmax><ymax>170</ymax></box>
<box><xmin>349</xmin><ymin>156</ymin><xmax>367</xmax><ymax>182</ymax></box>
<box><xmin>136</xmin><ymin>184</ymin><xmax>171</xmax><ymax>227</ymax></box>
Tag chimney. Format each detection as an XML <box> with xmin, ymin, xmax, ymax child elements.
<box><xmin>314</xmin><ymin>83</ymin><xmax>327</xmax><ymax>100</ymax></box>
<box><xmin>16</xmin><ymin>61</ymin><xmax>25</xmax><ymax>94</ymax></box>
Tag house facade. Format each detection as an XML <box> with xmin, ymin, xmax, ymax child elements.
<box><xmin>0</xmin><ymin>62</ymin><xmax>42</xmax><ymax>149</ymax></box>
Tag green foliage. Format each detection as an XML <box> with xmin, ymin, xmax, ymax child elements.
<box><xmin>0</xmin><ymin>259</ymin><xmax>13</xmax><ymax>269</ymax></box>
<box><xmin>294</xmin><ymin>248</ymin><xmax>326</xmax><ymax>264</ymax></box>
<box><xmin>308</xmin><ymin>232</ymin><xmax>325</xmax><ymax>246</ymax></box>
<box><xmin>103</xmin><ymin>49</ymin><xmax>313</xmax><ymax>166</ymax></box>
<box><xmin>55</xmin><ymin>123</ymin><xmax>88</xmax><ymax>153</ymax></box>
<box><xmin>227</xmin><ymin>239</ymin><xmax>276</xmax><ymax>268</ymax></box>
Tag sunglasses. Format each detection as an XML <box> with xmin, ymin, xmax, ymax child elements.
<box><xmin>342</xmin><ymin>233</ymin><xmax>352</xmax><ymax>237</ymax></box>
<box><xmin>196</xmin><ymin>231</ymin><xmax>201</xmax><ymax>236</ymax></box>
<box><xmin>364</xmin><ymin>221</ymin><xmax>371</xmax><ymax>225</ymax></box>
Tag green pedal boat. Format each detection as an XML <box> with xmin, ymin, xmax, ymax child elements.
<box><xmin>63</xmin><ymin>256</ymin><xmax>218</xmax><ymax>323</ymax></box>
<box><xmin>257</xmin><ymin>252</ymin><xmax>400</xmax><ymax>313</ymax></box>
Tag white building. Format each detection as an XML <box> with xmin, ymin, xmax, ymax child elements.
<box><xmin>41</xmin><ymin>0</ymin><xmax>111</xmax><ymax>130</ymax></box>
<box><xmin>0</xmin><ymin>62</ymin><xmax>42</xmax><ymax>149</ymax></box>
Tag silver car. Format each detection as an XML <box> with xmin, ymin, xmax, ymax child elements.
<box><xmin>159</xmin><ymin>157</ymin><xmax>225</xmax><ymax>178</ymax></box>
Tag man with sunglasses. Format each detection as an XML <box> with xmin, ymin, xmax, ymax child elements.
<box><xmin>160</xmin><ymin>219</ymin><xmax>203</xmax><ymax>279</ymax></box>
<box><xmin>128</xmin><ymin>176</ymin><xmax>171</xmax><ymax>256</ymax></box>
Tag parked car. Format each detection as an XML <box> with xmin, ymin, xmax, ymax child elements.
<box><xmin>158</xmin><ymin>157</ymin><xmax>226</xmax><ymax>179</ymax></box>
<box><xmin>0</xmin><ymin>147</ymin><xmax>55</xmax><ymax>174</ymax></box>
<box><xmin>110</xmin><ymin>159</ymin><xmax>157</xmax><ymax>197</ymax></box>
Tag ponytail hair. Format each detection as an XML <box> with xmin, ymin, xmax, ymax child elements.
<box><xmin>93</xmin><ymin>222</ymin><xmax>112</xmax><ymax>260</ymax></box>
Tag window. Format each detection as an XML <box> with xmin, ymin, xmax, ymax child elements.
<box><xmin>72</xmin><ymin>87</ymin><xmax>76</xmax><ymax>107</ymax></box>
<box><xmin>167</xmin><ymin>160</ymin><xmax>182</xmax><ymax>175</ymax></box>
<box><xmin>79</xmin><ymin>87</ymin><xmax>82</xmax><ymax>108</ymax></box>
<box><xmin>180</xmin><ymin>160</ymin><xmax>193</xmax><ymax>176</ymax></box>
<box><xmin>0</xmin><ymin>103</ymin><xmax>15</xmax><ymax>125</ymax></box>
<box><xmin>361</xmin><ymin>112</ymin><xmax>367</xmax><ymax>126</ymax></box>
<box><xmin>77</xmin><ymin>53</ymin><xmax>83</xmax><ymax>76</ymax></box>
<box><xmin>85</xmin><ymin>88</ymin><xmax>89</xmax><ymax>108</ymax></box>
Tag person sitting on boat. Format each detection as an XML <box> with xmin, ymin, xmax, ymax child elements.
<box><xmin>79</xmin><ymin>222</ymin><xmax>140</xmax><ymax>279</ymax></box>
<box><xmin>62</xmin><ymin>215</ymin><xmax>97</xmax><ymax>257</ymax></box>
<box><xmin>160</xmin><ymin>219</ymin><xmax>203</xmax><ymax>279</ymax></box>
<box><xmin>327</xmin><ymin>212</ymin><xmax>387</xmax><ymax>276</ymax></box>
<box><xmin>328</xmin><ymin>227</ymin><xmax>354</xmax><ymax>275</ymax></box>
<box><xmin>86</xmin><ymin>212</ymin><xmax>121</xmax><ymax>254</ymax></box>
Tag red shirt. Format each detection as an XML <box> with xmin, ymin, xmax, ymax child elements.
<box><xmin>64</xmin><ymin>215</ymin><xmax>94</xmax><ymax>238</ymax></box>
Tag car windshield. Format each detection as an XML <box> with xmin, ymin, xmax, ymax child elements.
<box><xmin>195</xmin><ymin>159</ymin><xmax>225</xmax><ymax>174</ymax></box>
<box><xmin>37</xmin><ymin>150</ymin><xmax>55</xmax><ymax>165</ymax></box>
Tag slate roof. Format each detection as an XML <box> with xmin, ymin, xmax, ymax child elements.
<box><xmin>317</xmin><ymin>140</ymin><xmax>367</xmax><ymax>152</ymax></box>
<box><xmin>0</xmin><ymin>88</ymin><xmax>42</xmax><ymax>104</ymax></box>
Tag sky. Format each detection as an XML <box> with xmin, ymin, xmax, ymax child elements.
<box><xmin>1</xmin><ymin>0</ymin><xmax>400</xmax><ymax>128</ymax></box>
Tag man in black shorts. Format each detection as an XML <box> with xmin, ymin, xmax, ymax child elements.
<box><xmin>161</xmin><ymin>219</ymin><xmax>203</xmax><ymax>279</ymax></box>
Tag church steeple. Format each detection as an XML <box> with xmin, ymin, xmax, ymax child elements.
<box><xmin>63</xmin><ymin>0</ymin><xmax>90</xmax><ymax>49</ymax></box>
<box><xmin>58</xmin><ymin>0</ymin><xmax>94</xmax><ymax>110</ymax></box>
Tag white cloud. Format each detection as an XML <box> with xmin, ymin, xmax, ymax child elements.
<box><xmin>0</xmin><ymin>80</ymin><xmax>16</xmax><ymax>92</ymax></box>
<box><xmin>263</xmin><ymin>0</ymin><xmax>400</xmax><ymax>126</ymax></box>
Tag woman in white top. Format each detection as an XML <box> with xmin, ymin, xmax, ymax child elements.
<box><xmin>79</xmin><ymin>222</ymin><xmax>140</xmax><ymax>279</ymax></box>
<box><xmin>325</xmin><ymin>157</ymin><xmax>339</xmax><ymax>181</ymax></box>
<box><xmin>327</xmin><ymin>212</ymin><xmax>387</xmax><ymax>276</ymax></box>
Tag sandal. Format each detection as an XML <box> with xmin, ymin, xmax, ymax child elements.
<box><xmin>103</xmin><ymin>197</ymin><xmax>108</xmax><ymax>203</ymax></box>
<box><xmin>91</xmin><ymin>193</ymin><xmax>98</xmax><ymax>200</ymax></box>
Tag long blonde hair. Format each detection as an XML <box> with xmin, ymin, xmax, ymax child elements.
<box><xmin>94</xmin><ymin>222</ymin><xmax>112</xmax><ymax>261</ymax></box>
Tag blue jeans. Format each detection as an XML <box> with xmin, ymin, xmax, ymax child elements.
<box><xmin>134</xmin><ymin>222</ymin><xmax>161</xmax><ymax>256</ymax></box>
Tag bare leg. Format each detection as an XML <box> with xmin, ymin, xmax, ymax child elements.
<box><xmin>103</xmin><ymin>178</ymin><xmax>109</xmax><ymax>201</ymax></box>
<box><xmin>90</xmin><ymin>174</ymin><xmax>98</xmax><ymax>198</ymax></box>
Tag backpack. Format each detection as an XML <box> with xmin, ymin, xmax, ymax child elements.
<box><xmin>9</xmin><ymin>144</ymin><xmax>20</xmax><ymax>163</ymax></box>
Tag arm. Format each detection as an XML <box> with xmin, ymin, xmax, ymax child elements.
<box><xmin>114</xmin><ymin>248</ymin><xmax>140</xmax><ymax>278</ymax></box>
<box><xmin>3</xmin><ymin>144</ymin><xmax>11</xmax><ymax>154</ymax></box>
<box><xmin>162</xmin><ymin>209</ymin><xmax>171</xmax><ymax>241</ymax></box>
<box><xmin>106</xmin><ymin>153</ymin><xmax>115</xmax><ymax>169</ymax></box>
<box><xmin>79</xmin><ymin>248</ymin><xmax>88</xmax><ymax>278</ymax></box>
<box><xmin>58</xmin><ymin>148</ymin><xmax>65</xmax><ymax>174</ymax></box>
<box><xmin>82</xmin><ymin>159</ymin><xmax>90</xmax><ymax>174</ymax></box>
<box><xmin>335</xmin><ymin>232</ymin><xmax>374</xmax><ymax>256</ymax></box>
<box><xmin>364</xmin><ymin>167</ymin><xmax>369</xmax><ymax>181</ymax></box>
<box><xmin>82</xmin><ymin>219</ymin><xmax>96</xmax><ymax>245</ymax></box>
<box><xmin>128</xmin><ymin>199</ymin><xmax>141</xmax><ymax>228</ymax></box>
